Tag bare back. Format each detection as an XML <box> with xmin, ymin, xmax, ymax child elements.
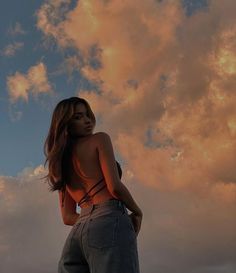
<box><xmin>66</xmin><ymin>132</ymin><xmax>115</xmax><ymax>207</ymax></box>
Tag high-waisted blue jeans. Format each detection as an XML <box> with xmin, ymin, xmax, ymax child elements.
<box><xmin>58</xmin><ymin>198</ymin><xmax>140</xmax><ymax>273</ymax></box>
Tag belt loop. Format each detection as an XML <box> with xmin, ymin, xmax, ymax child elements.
<box><xmin>89</xmin><ymin>204</ymin><xmax>95</xmax><ymax>215</ymax></box>
<box><xmin>118</xmin><ymin>200</ymin><xmax>126</xmax><ymax>214</ymax></box>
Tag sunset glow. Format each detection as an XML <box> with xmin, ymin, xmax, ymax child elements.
<box><xmin>1</xmin><ymin>1</ymin><xmax>236</xmax><ymax>272</ymax></box>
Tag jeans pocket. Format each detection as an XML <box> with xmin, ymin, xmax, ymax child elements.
<box><xmin>88</xmin><ymin>215</ymin><xmax>119</xmax><ymax>249</ymax></box>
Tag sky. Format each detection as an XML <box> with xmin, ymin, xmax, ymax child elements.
<box><xmin>0</xmin><ymin>0</ymin><xmax>236</xmax><ymax>272</ymax></box>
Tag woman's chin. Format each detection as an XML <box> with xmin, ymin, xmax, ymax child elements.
<box><xmin>78</xmin><ymin>131</ymin><xmax>94</xmax><ymax>138</ymax></box>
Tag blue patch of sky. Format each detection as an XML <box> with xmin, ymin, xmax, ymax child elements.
<box><xmin>88</xmin><ymin>43</ymin><xmax>103</xmax><ymax>70</ymax></box>
<box><xmin>0</xmin><ymin>96</ymin><xmax>52</xmax><ymax>176</ymax></box>
<box><xmin>61</xmin><ymin>45</ymin><xmax>101</xmax><ymax>94</ymax></box>
<box><xmin>145</xmin><ymin>127</ymin><xmax>174</xmax><ymax>149</ymax></box>
<box><xmin>126</xmin><ymin>79</ymin><xmax>139</xmax><ymax>90</ymax></box>
<box><xmin>0</xmin><ymin>0</ymin><xmax>101</xmax><ymax>176</ymax></box>
<box><xmin>159</xmin><ymin>74</ymin><xmax>168</xmax><ymax>92</ymax></box>
<box><xmin>182</xmin><ymin>0</ymin><xmax>209</xmax><ymax>16</ymax></box>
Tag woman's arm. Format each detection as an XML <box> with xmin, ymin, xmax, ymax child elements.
<box><xmin>96</xmin><ymin>132</ymin><xmax>142</xmax><ymax>216</ymax></box>
<box><xmin>111</xmin><ymin>182</ymin><xmax>142</xmax><ymax>216</ymax></box>
<box><xmin>64</xmin><ymin>213</ymin><xmax>80</xmax><ymax>226</ymax></box>
<box><xmin>58</xmin><ymin>189</ymin><xmax>80</xmax><ymax>225</ymax></box>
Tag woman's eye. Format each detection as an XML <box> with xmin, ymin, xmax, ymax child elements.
<box><xmin>73</xmin><ymin>112</ymin><xmax>89</xmax><ymax>120</ymax></box>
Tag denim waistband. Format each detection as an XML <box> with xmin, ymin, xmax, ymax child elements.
<box><xmin>77</xmin><ymin>198</ymin><xmax>128</xmax><ymax>220</ymax></box>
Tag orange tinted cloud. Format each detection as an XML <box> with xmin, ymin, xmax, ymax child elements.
<box><xmin>0</xmin><ymin>164</ymin><xmax>235</xmax><ymax>272</ymax></box>
<box><xmin>1</xmin><ymin>42</ymin><xmax>24</xmax><ymax>57</ymax></box>
<box><xmin>7</xmin><ymin>62</ymin><xmax>52</xmax><ymax>103</ymax></box>
<box><xmin>36</xmin><ymin>0</ymin><xmax>236</xmax><ymax>203</ymax></box>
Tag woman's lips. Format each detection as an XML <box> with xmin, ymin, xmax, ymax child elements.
<box><xmin>85</xmin><ymin>126</ymin><xmax>92</xmax><ymax>130</ymax></box>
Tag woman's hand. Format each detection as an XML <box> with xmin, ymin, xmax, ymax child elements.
<box><xmin>129</xmin><ymin>211</ymin><xmax>143</xmax><ymax>237</ymax></box>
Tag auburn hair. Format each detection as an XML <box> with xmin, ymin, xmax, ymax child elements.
<box><xmin>43</xmin><ymin>96</ymin><xmax>96</xmax><ymax>206</ymax></box>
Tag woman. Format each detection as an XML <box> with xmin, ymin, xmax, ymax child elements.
<box><xmin>43</xmin><ymin>96</ymin><xmax>143</xmax><ymax>273</ymax></box>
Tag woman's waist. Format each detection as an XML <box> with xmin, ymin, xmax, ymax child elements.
<box><xmin>75</xmin><ymin>198</ymin><xmax>128</xmax><ymax>223</ymax></box>
<box><xmin>77</xmin><ymin>190</ymin><xmax>115</xmax><ymax>207</ymax></box>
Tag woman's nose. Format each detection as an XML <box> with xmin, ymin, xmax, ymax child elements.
<box><xmin>85</xmin><ymin>116</ymin><xmax>91</xmax><ymax>123</ymax></box>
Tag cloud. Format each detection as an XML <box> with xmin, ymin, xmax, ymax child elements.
<box><xmin>34</xmin><ymin>0</ymin><xmax>236</xmax><ymax>190</ymax></box>
<box><xmin>36</xmin><ymin>0</ymin><xmax>183</xmax><ymax>97</ymax></box>
<box><xmin>34</xmin><ymin>0</ymin><xmax>236</xmax><ymax>198</ymax></box>
<box><xmin>0</xmin><ymin>165</ymin><xmax>236</xmax><ymax>273</ymax></box>
<box><xmin>1</xmin><ymin>42</ymin><xmax>24</xmax><ymax>57</ymax></box>
<box><xmin>35</xmin><ymin>0</ymin><xmax>72</xmax><ymax>49</ymax></box>
<box><xmin>6</xmin><ymin>62</ymin><xmax>52</xmax><ymax>103</ymax></box>
<box><xmin>0</xmin><ymin>166</ymin><xmax>66</xmax><ymax>273</ymax></box>
<box><xmin>38</xmin><ymin>0</ymin><xmax>236</xmax><ymax>189</ymax></box>
<box><xmin>7</xmin><ymin>22</ymin><xmax>26</xmax><ymax>36</ymax></box>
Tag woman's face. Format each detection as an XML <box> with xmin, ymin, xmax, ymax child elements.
<box><xmin>67</xmin><ymin>103</ymin><xmax>94</xmax><ymax>138</ymax></box>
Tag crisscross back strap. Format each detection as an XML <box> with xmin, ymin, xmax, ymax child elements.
<box><xmin>77</xmin><ymin>177</ymin><xmax>106</xmax><ymax>206</ymax></box>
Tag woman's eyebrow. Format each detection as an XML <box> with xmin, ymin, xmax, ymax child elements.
<box><xmin>74</xmin><ymin>111</ymin><xmax>85</xmax><ymax>115</ymax></box>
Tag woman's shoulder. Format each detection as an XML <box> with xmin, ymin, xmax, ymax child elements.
<box><xmin>94</xmin><ymin>131</ymin><xmax>110</xmax><ymax>137</ymax></box>
<box><xmin>92</xmin><ymin>131</ymin><xmax>111</xmax><ymax>143</ymax></box>
<box><xmin>92</xmin><ymin>132</ymin><xmax>116</xmax><ymax>151</ymax></box>
<box><xmin>74</xmin><ymin>131</ymin><xmax>110</xmax><ymax>148</ymax></box>
<box><xmin>93</xmin><ymin>131</ymin><xmax>112</xmax><ymax>141</ymax></box>
<box><xmin>93</xmin><ymin>132</ymin><xmax>122</xmax><ymax>178</ymax></box>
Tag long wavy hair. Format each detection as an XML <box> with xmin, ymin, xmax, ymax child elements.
<box><xmin>43</xmin><ymin>97</ymin><xmax>96</xmax><ymax>206</ymax></box>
